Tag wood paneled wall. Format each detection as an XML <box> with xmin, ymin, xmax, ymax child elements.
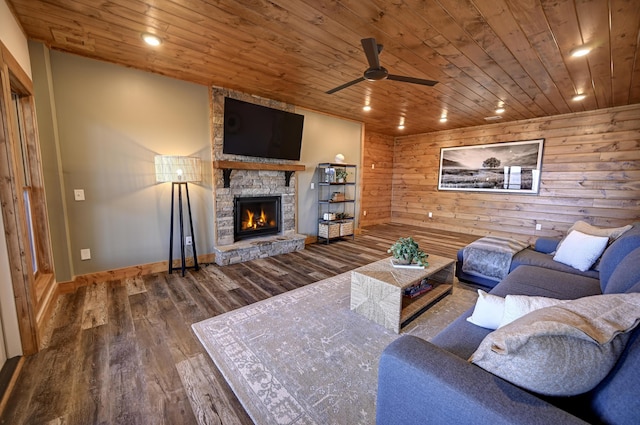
<box><xmin>389</xmin><ymin>104</ymin><xmax>640</xmax><ymax>243</ymax></box>
<box><xmin>360</xmin><ymin>131</ymin><xmax>394</xmax><ymax>227</ymax></box>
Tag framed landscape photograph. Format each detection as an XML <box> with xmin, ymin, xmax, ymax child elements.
<box><xmin>438</xmin><ymin>139</ymin><xmax>544</xmax><ymax>194</ymax></box>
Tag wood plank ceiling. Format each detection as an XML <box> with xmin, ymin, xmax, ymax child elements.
<box><xmin>7</xmin><ymin>0</ymin><xmax>640</xmax><ymax>136</ymax></box>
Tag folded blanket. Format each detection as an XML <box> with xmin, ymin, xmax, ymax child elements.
<box><xmin>462</xmin><ymin>236</ymin><xmax>529</xmax><ymax>281</ymax></box>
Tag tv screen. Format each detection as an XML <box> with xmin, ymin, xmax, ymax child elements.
<box><xmin>223</xmin><ymin>97</ymin><xmax>305</xmax><ymax>160</ymax></box>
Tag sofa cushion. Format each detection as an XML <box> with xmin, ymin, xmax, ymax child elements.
<box><xmin>489</xmin><ymin>265</ymin><xmax>601</xmax><ymax>299</ymax></box>
<box><xmin>599</xmin><ymin>224</ymin><xmax>640</xmax><ymax>292</ymax></box>
<box><xmin>432</xmin><ymin>309</ymin><xmax>493</xmax><ymax>359</ymax></box>
<box><xmin>510</xmin><ymin>249</ymin><xmax>599</xmax><ymax>279</ymax></box>
<box><xmin>498</xmin><ymin>295</ymin><xmax>565</xmax><ymax>328</ymax></box>
<box><xmin>566</xmin><ymin>220</ymin><xmax>632</xmax><ymax>241</ymax></box>
<box><xmin>466</xmin><ymin>290</ymin><xmax>505</xmax><ymax>329</ymax></box>
<box><xmin>553</xmin><ymin>230</ymin><xmax>608</xmax><ymax>272</ymax></box>
<box><xmin>557</xmin><ymin>221</ymin><xmax>634</xmax><ymax>272</ymax></box>
<box><xmin>433</xmin><ymin>266</ymin><xmax>601</xmax><ymax>360</ymax></box>
<box><xmin>578</xmin><ymin>220</ymin><xmax>631</xmax><ymax>238</ymax></box>
<box><xmin>603</xmin><ymin>247</ymin><xmax>640</xmax><ymax>294</ymax></box>
<box><xmin>466</xmin><ymin>292</ymin><xmax>567</xmax><ymax>330</ymax></box>
<box><xmin>470</xmin><ymin>294</ymin><xmax>640</xmax><ymax>396</ymax></box>
<box><xmin>556</xmin><ymin>221</ymin><xmax>633</xmax><ymax>254</ymax></box>
<box><xmin>588</xmin><ymin>325</ymin><xmax>640</xmax><ymax>424</ymax></box>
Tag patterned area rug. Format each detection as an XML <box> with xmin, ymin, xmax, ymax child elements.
<box><xmin>192</xmin><ymin>271</ymin><xmax>476</xmax><ymax>425</ymax></box>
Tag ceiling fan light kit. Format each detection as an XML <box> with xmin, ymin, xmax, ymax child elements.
<box><xmin>326</xmin><ymin>38</ymin><xmax>439</xmax><ymax>94</ymax></box>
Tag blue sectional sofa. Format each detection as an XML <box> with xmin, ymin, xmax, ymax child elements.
<box><xmin>376</xmin><ymin>223</ymin><xmax>640</xmax><ymax>425</ymax></box>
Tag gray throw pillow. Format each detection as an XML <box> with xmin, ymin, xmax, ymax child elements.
<box><xmin>470</xmin><ymin>294</ymin><xmax>640</xmax><ymax>396</ymax></box>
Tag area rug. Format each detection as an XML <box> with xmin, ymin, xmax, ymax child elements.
<box><xmin>192</xmin><ymin>271</ymin><xmax>476</xmax><ymax>425</ymax></box>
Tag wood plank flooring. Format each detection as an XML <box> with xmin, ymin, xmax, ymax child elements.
<box><xmin>0</xmin><ymin>224</ymin><xmax>477</xmax><ymax>425</ymax></box>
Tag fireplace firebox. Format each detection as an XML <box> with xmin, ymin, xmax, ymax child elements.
<box><xmin>234</xmin><ymin>196</ymin><xmax>281</xmax><ymax>241</ymax></box>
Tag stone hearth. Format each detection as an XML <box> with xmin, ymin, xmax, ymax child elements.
<box><xmin>213</xmin><ymin>233</ymin><xmax>305</xmax><ymax>266</ymax></box>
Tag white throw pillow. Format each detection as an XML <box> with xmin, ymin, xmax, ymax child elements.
<box><xmin>466</xmin><ymin>290</ymin><xmax>505</xmax><ymax>330</ymax></box>
<box><xmin>553</xmin><ymin>230</ymin><xmax>608</xmax><ymax>272</ymax></box>
<box><xmin>499</xmin><ymin>295</ymin><xmax>565</xmax><ymax>328</ymax></box>
<box><xmin>554</xmin><ymin>221</ymin><xmax>632</xmax><ymax>270</ymax></box>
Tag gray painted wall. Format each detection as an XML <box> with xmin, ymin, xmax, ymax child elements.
<box><xmin>33</xmin><ymin>48</ymin><xmax>212</xmax><ymax>277</ymax></box>
<box><xmin>296</xmin><ymin>109</ymin><xmax>362</xmax><ymax>236</ymax></box>
<box><xmin>31</xmin><ymin>48</ymin><xmax>363</xmax><ymax>278</ymax></box>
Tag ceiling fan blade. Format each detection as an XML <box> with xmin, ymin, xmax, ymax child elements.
<box><xmin>361</xmin><ymin>38</ymin><xmax>381</xmax><ymax>69</ymax></box>
<box><xmin>326</xmin><ymin>77</ymin><xmax>366</xmax><ymax>94</ymax></box>
<box><xmin>387</xmin><ymin>74</ymin><xmax>439</xmax><ymax>86</ymax></box>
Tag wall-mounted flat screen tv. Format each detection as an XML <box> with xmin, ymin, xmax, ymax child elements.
<box><xmin>223</xmin><ymin>97</ymin><xmax>305</xmax><ymax>160</ymax></box>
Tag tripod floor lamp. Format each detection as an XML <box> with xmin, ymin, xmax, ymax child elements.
<box><xmin>155</xmin><ymin>155</ymin><xmax>202</xmax><ymax>276</ymax></box>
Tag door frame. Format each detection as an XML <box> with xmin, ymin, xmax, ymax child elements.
<box><xmin>0</xmin><ymin>41</ymin><xmax>56</xmax><ymax>355</ymax></box>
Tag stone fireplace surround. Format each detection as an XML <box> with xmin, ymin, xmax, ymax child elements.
<box><xmin>211</xmin><ymin>88</ymin><xmax>305</xmax><ymax>266</ymax></box>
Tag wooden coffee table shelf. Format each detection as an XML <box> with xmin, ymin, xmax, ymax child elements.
<box><xmin>350</xmin><ymin>255</ymin><xmax>455</xmax><ymax>333</ymax></box>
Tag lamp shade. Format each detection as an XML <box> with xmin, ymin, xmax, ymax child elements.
<box><xmin>155</xmin><ymin>155</ymin><xmax>202</xmax><ymax>182</ymax></box>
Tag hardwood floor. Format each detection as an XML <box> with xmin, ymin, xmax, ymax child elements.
<box><xmin>0</xmin><ymin>224</ymin><xmax>477</xmax><ymax>425</ymax></box>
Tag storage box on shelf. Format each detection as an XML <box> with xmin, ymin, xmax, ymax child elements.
<box><xmin>318</xmin><ymin>221</ymin><xmax>340</xmax><ymax>239</ymax></box>
<box><xmin>340</xmin><ymin>220</ymin><xmax>353</xmax><ymax>236</ymax></box>
<box><xmin>316</xmin><ymin>163</ymin><xmax>357</xmax><ymax>244</ymax></box>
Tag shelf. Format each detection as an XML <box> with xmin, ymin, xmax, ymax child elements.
<box><xmin>318</xmin><ymin>162</ymin><xmax>357</xmax><ymax>167</ymax></box>
<box><xmin>214</xmin><ymin>160</ymin><xmax>305</xmax><ymax>172</ymax></box>
<box><xmin>317</xmin><ymin>162</ymin><xmax>356</xmax><ymax>244</ymax></box>
<box><xmin>214</xmin><ymin>160</ymin><xmax>305</xmax><ymax>187</ymax></box>
<box><xmin>400</xmin><ymin>283</ymin><xmax>452</xmax><ymax>325</ymax></box>
<box><xmin>318</xmin><ymin>182</ymin><xmax>356</xmax><ymax>186</ymax></box>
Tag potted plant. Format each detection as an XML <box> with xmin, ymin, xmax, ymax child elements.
<box><xmin>388</xmin><ymin>237</ymin><xmax>429</xmax><ymax>267</ymax></box>
<box><xmin>335</xmin><ymin>169</ymin><xmax>349</xmax><ymax>183</ymax></box>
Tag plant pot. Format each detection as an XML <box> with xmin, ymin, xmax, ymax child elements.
<box><xmin>393</xmin><ymin>257</ymin><xmax>413</xmax><ymax>265</ymax></box>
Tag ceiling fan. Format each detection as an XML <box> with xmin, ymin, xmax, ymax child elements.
<box><xmin>326</xmin><ymin>38</ymin><xmax>439</xmax><ymax>94</ymax></box>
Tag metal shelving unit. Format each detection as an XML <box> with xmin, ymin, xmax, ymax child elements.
<box><xmin>317</xmin><ymin>163</ymin><xmax>357</xmax><ymax>244</ymax></box>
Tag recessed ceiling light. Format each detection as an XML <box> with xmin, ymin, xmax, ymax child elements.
<box><xmin>572</xmin><ymin>94</ymin><xmax>586</xmax><ymax>101</ymax></box>
<box><xmin>571</xmin><ymin>47</ymin><xmax>591</xmax><ymax>57</ymax></box>
<box><xmin>495</xmin><ymin>108</ymin><xmax>505</xmax><ymax>114</ymax></box>
<box><xmin>363</xmin><ymin>105</ymin><xmax>371</xmax><ymax>112</ymax></box>
<box><xmin>142</xmin><ymin>33</ymin><xmax>162</xmax><ymax>46</ymax></box>
<box><xmin>439</xmin><ymin>117</ymin><xmax>447</xmax><ymax>123</ymax></box>
<box><xmin>398</xmin><ymin>125</ymin><xmax>405</xmax><ymax>130</ymax></box>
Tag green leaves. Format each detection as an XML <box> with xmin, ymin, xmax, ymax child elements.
<box><xmin>387</xmin><ymin>236</ymin><xmax>429</xmax><ymax>266</ymax></box>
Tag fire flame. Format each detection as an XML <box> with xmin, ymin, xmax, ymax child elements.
<box><xmin>245</xmin><ymin>208</ymin><xmax>268</xmax><ymax>229</ymax></box>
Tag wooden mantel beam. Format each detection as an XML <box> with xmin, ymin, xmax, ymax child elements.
<box><xmin>213</xmin><ymin>160</ymin><xmax>305</xmax><ymax>187</ymax></box>
<box><xmin>213</xmin><ymin>160</ymin><xmax>305</xmax><ymax>172</ymax></box>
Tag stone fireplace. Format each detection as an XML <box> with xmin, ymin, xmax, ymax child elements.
<box><xmin>211</xmin><ymin>88</ymin><xmax>306</xmax><ymax>265</ymax></box>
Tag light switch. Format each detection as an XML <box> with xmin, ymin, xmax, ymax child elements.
<box><xmin>80</xmin><ymin>248</ymin><xmax>91</xmax><ymax>260</ymax></box>
<box><xmin>74</xmin><ymin>189</ymin><xmax>85</xmax><ymax>201</ymax></box>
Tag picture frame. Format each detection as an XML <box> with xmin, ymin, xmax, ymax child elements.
<box><xmin>438</xmin><ymin>139</ymin><xmax>544</xmax><ymax>194</ymax></box>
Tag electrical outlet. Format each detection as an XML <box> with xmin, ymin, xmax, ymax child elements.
<box><xmin>310</xmin><ymin>182</ymin><xmax>315</xmax><ymax>189</ymax></box>
<box><xmin>363</xmin><ymin>210</ymin><xmax>367</xmax><ymax>216</ymax></box>
<box><xmin>371</xmin><ymin>163</ymin><xmax>375</xmax><ymax>169</ymax></box>
<box><xmin>74</xmin><ymin>189</ymin><xmax>85</xmax><ymax>201</ymax></box>
<box><xmin>185</xmin><ymin>236</ymin><xmax>193</xmax><ymax>246</ymax></box>
<box><xmin>428</xmin><ymin>212</ymin><xmax>433</xmax><ymax>218</ymax></box>
<box><xmin>535</xmin><ymin>224</ymin><xmax>542</xmax><ymax>231</ymax></box>
<box><xmin>80</xmin><ymin>248</ymin><xmax>91</xmax><ymax>260</ymax></box>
